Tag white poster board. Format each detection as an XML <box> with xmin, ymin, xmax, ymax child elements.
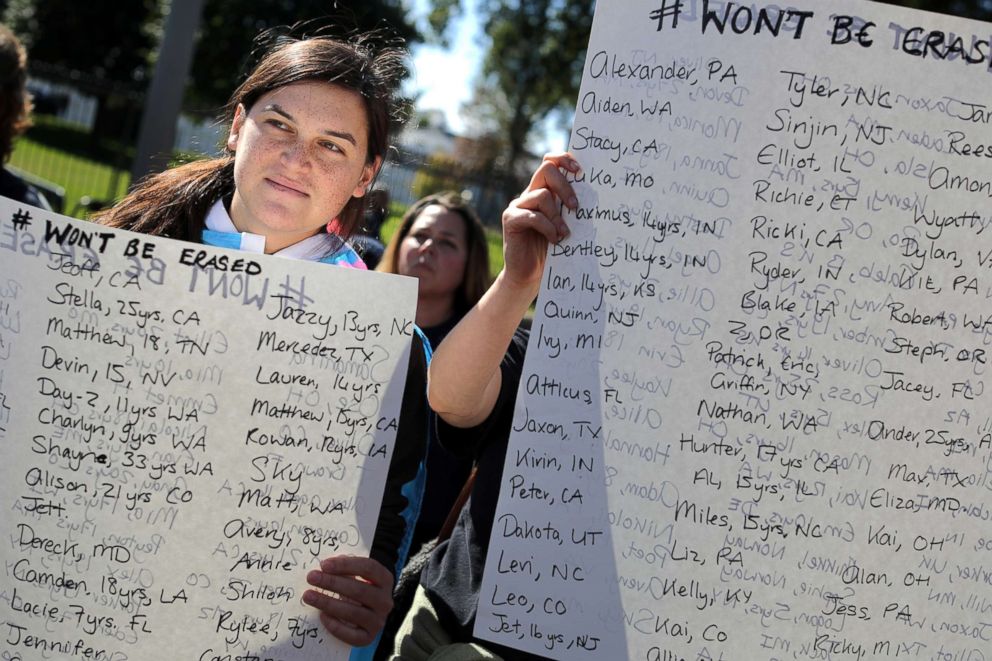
<box><xmin>0</xmin><ymin>198</ymin><xmax>417</xmax><ymax>660</ymax></box>
<box><xmin>476</xmin><ymin>1</ymin><xmax>992</xmax><ymax>659</ymax></box>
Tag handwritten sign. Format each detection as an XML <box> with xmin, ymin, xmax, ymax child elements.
<box><xmin>0</xmin><ymin>199</ymin><xmax>417</xmax><ymax>660</ymax></box>
<box><xmin>477</xmin><ymin>1</ymin><xmax>992</xmax><ymax>659</ymax></box>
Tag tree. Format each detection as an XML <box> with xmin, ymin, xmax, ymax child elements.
<box><xmin>5</xmin><ymin>1</ymin><xmax>420</xmax><ymax>139</ymax></box>
<box><xmin>4</xmin><ymin>0</ymin><xmax>163</xmax><ymax>83</ymax></box>
<box><xmin>430</xmin><ymin>0</ymin><xmax>594</xmax><ymax>176</ymax></box>
<box><xmin>186</xmin><ymin>0</ymin><xmax>421</xmax><ymax>113</ymax></box>
<box><xmin>4</xmin><ymin>0</ymin><xmax>165</xmax><ymax>144</ymax></box>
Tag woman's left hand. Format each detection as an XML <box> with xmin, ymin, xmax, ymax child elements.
<box><xmin>303</xmin><ymin>555</ymin><xmax>394</xmax><ymax>647</ymax></box>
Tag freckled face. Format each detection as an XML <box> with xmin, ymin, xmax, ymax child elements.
<box><xmin>226</xmin><ymin>82</ymin><xmax>379</xmax><ymax>253</ymax></box>
<box><xmin>397</xmin><ymin>206</ymin><xmax>469</xmax><ymax>301</ymax></box>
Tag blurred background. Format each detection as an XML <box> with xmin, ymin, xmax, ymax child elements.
<box><xmin>3</xmin><ymin>0</ymin><xmax>990</xmax><ymax>244</ymax></box>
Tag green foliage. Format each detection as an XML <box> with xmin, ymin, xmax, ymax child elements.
<box><xmin>4</xmin><ymin>0</ymin><xmax>163</xmax><ymax>82</ymax></box>
<box><xmin>484</xmin><ymin>225</ymin><xmax>505</xmax><ymax>278</ymax></box>
<box><xmin>410</xmin><ymin>152</ymin><xmax>464</xmax><ymax>200</ymax></box>
<box><xmin>186</xmin><ymin>0</ymin><xmax>421</xmax><ymax>112</ymax></box>
<box><xmin>434</xmin><ymin>0</ymin><xmax>992</xmax><ymax>173</ymax></box>
<box><xmin>5</xmin><ymin>0</ymin><xmax>163</xmax><ymax>144</ymax></box>
<box><xmin>8</xmin><ymin>117</ymin><xmax>202</xmax><ymax>217</ymax></box>
<box><xmin>382</xmin><ymin>200</ymin><xmax>408</xmax><ymax>234</ymax></box>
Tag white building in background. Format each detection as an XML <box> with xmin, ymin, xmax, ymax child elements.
<box><xmin>379</xmin><ymin>109</ymin><xmax>530</xmax><ymax>224</ymax></box>
<box><xmin>29</xmin><ymin>76</ymin><xmax>226</xmax><ymax>156</ymax></box>
<box><xmin>174</xmin><ymin>115</ymin><xmax>225</xmax><ymax>156</ymax></box>
<box><xmin>378</xmin><ymin>109</ymin><xmax>461</xmax><ymax>208</ymax></box>
<box><xmin>395</xmin><ymin>109</ymin><xmax>458</xmax><ymax>157</ymax></box>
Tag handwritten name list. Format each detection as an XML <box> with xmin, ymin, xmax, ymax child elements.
<box><xmin>477</xmin><ymin>1</ymin><xmax>992</xmax><ymax>659</ymax></box>
<box><xmin>0</xmin><ymin>200</ymin><xmax>417</xmax><ymax>660</ymax></box>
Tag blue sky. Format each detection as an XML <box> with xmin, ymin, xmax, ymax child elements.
<box><xmin>406</xmin><ymin>0</ymin><xmax>481</xmax><ymax>134</ymax></box>
<box><xmin>405</xmin><ymin>0</ymin><xmax>567</xmax><ymax>153</ymax></box>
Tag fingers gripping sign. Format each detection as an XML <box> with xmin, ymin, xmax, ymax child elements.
<box><xmin>303</xmin><ymin>555</ymin><xmax>394</xmax><ymax>648</ymax></box>
<box><xmin>501</xmin><ymin>152</ymin><xmax>582</xmax><ymax>290</ymax></box>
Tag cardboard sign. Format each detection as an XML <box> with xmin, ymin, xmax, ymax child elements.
<box><xmin>0</xmin><ymin>200</ymin><xmax>417</xmax><ymax>660</ymax></box>
<box><xmin>477</xmin><ymin>1</ymin><xmax>992</xmax><ymax>659</ymax></box>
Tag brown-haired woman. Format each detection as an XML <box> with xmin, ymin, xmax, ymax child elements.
<box><xmin>377</xmin><ymin>193</ymin><xmax>490</xmax><ymax>549</ymax></box>
<box><xmin>95</xmin><ymin>34</ymin><xmax>428</xmax><ymax>659</ymax></box>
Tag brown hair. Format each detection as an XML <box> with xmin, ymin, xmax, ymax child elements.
<box><xmin>96</xmin><ymin>34</ymin><xmax>406</xmax><ymax>242</ymax></box>
<box><xmin>378</xmin><ymin>191</ymin><xmax>490</xmax><ymax>316</ymax></box>
<box><xmin>0</xmin><ymin>25</ymin><xmax>32</xmax><ymax>162</ymax></box>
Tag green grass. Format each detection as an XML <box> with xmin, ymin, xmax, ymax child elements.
<box><xmin>485</xmin><ymin>229</ymin><xmax>504</xmax><ymax>277</ymax></box>
<box><xmin>380</xmin><ymin>205</ymin><xmax>504</xmax><ymax>279</ymax></box>
<box><xmin>10</xmin><ymin>118</ymin><xmax>131</xmax><ymax>217</ymax></box>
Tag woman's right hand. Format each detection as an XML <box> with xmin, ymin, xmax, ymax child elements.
<box><xmin>501</xmin><ymin>152</ymin><xmax>580</xmax><ymax>291</ymax></box>
<box><xmin>428</xmin><ymin>152</ymin><xmax>580</xmax><ymax>427</ymax></box>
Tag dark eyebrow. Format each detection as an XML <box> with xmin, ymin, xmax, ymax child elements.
<box><xmin>262</xmin><ymin>103</ymin><xmax>358</xmax><ymax>147</ymax></box>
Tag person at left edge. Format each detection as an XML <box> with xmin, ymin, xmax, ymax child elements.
<box><xmin>0</xmin><ymin>24</ymin><xmax>52</xmax><ymax>210</ymax></box>
<box><xmin>93</xmin><ymin>34</ymin><xmax>429</xmax><ymax>659</ymax></box>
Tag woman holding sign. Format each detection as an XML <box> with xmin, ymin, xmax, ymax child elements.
<box><xmin>377</xmin><ymin>192</ymin><xmax>491</xmax><ymax>552</ymax></box>
<box><xmin>390</xmin><ymin>154</ymin><xmax>578</xmax><ymax>660</ymax></box>
<box><xmin>96</xmin><ymin>33</ymin><xmax>428</xmax><ymax>658</ymax></box>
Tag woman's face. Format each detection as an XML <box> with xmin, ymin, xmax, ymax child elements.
<box><xmin>398</xmin><ymin>205</ymin><xmax>469</xmax><ymax>302</ymax></box>
<box><xmin>226</xmin><ymin>81</ymin><xmax>379</xmax><ymax>253</ymax></box>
